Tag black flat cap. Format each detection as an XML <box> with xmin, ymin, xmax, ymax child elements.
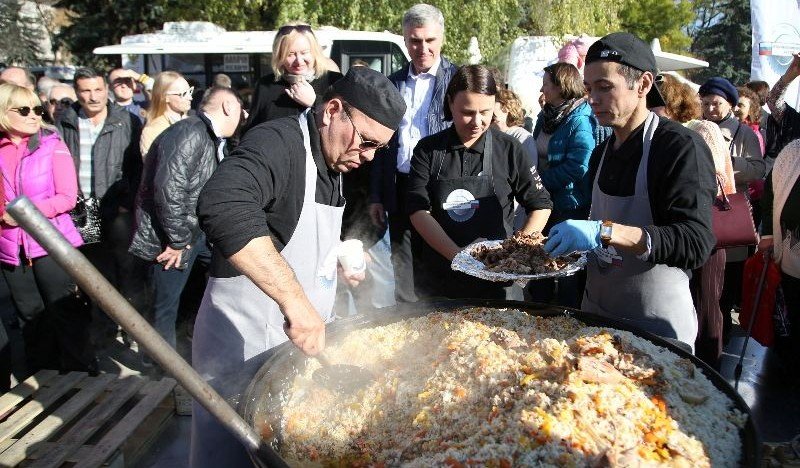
<box><xmin>329</xmin><ymin>67</ymin><xmax>406</xmax><ymax>129</ymax></box>
<box><xmin>586</xmin><ymin>32</ymin><xmax>665</xmax><ymax>107</ymax></box>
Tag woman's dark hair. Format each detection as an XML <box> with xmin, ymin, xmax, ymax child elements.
<box><xmin>444</xmin><ymin>64</ymin><xmax>497</xmax><ymax>120</ymax></box>
<box><xmin>737</xmin><ymin>86</ymin><xmax>761</xmax><ymax>125</ymax></box>
<box><xmin>542</xmin><ymin>62</ymin><xmax>585</xmax><ymax>100</ymax></box>
<box><xmin>745</xmin><ymin>80</ymin><xmax>769</xmax><ymax>106</ymax></box>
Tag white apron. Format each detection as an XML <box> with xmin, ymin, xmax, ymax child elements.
<box><xmin>583</xmin><ymin>112</ymin><xmax>698</xmax><ymax>349</ymax></box>
<box><xmin>189</xmin><ymin>110</ymin><xmax>343</xmax><ymax>467</ymax></box>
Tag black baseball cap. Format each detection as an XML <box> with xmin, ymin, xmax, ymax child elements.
<box><xmin>329</xmin><ymin>67</ymin><xmax>406</xmax><ymax>129</ymax></box>
<box><xmin>586</xmin><ymin>32</ymin><xmax>666</xmax><ymax>108</ymax></box>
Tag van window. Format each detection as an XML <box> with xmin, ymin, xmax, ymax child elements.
<box><xmin>209</xmin><ymin>54</ymin><xmax>257</xmax><ymax>89</ymax></box>
<box><xmin>390</xmin><ymin>43</ymin><xmax>407</xmax><ymax>74</ymax></box>
<box><xmin>163</xmin><ymin>54</ymin><xmax>205</xmax><ymax>86</ymax></box>
<box><xmin>331</xmin><ymin>40</ymin><xmax>407</xmax><ymax>75</ymax></box>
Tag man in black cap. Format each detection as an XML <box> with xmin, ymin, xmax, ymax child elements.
<box><xmin>544</xmin><ymin>32</ymin><xmax>716</xmax><ymax>349</ymax></box>
<box><xmin>190</xmin><ymin>67</ymin><xmax>406</xmax><ymax>467</ymax></box>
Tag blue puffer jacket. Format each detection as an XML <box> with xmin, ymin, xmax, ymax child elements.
<box><xmin>533</xmin><ymin>101</ymin><xmax>599</xmax><ymax>213</ymax></box>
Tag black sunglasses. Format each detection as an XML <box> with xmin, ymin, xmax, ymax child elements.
<box><xmin>341</xmin><ymin>105</ymin><xmax>387</xmax><ymax>152</ymax></box>
<box><xmin>10</xmin><ymin>106</ymin><xmax>45</xmax><ymax>117</ymax></box>
<box><xmin>278</xmin><ymin>24</ymin><xmax>313</xmax><ymax>36</ymax></box>
<box><xmin>49</xmin><ymin>98</ymin><xmax>74</xmax><ymax>107</ymax></box>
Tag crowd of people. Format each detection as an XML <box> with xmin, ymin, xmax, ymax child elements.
<box><xmin>2</xmin><ymin>3</ymin><xmax>800</xmax><ymax>465</ymax></box>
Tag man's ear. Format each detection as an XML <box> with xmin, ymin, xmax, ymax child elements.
<box><xmin>221</xmin><ymin>99</ymin><xmax>233</xmax><ymax>116</ymax></box>
<box><xmin>321</xmin><ymin>98</ymin><xmax>342</xmax><ymax>126</ymax></box>
<box><xmin>639</xmin><ymin>72</ymin><xmax>654</xmax><ymax>98</ymax></box>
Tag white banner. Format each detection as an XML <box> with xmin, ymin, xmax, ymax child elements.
<box><xmin>751</xmin><ymin>0</ymin><xmax>800</xmax><ymax>110</ymax></box>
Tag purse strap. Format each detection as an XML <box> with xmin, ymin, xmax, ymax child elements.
<box><xmin>729</xmin><ymin>122</ymin><xmax>742</xmax><ymax>154</ymax></box>
<box><xmin>716</xmin><ymin>175</ymin><xmax>732</xmax><ymax>211</ymax></box>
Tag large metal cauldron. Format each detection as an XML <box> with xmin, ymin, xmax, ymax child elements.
<box><xmin>239</xmin><ymin>299</ymin><xmax>761</xmax><ymax>467</ymax></box>
<box><xmin>6</xmin><ymin>197</ymin><xmax>760</xmax><ymax>468</ymax></box>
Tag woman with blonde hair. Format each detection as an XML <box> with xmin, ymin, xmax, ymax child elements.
<box><xmin>140</xmin><ymin>71</ymin><xmax>193</xmax><ymax>155</ymax></box>
<box><xmin>656</xmin><ymin>74</ymin><xmax>701</xmax><ymax>124</ymax></box>
<box><xmin>244</xmin><ymin>22</ymin><xmax>342</xmax><ymax>130</ymax></box>
<box><xmin>686</xmin><ymin>119</ymin><xmax>735</xmax><ymax>368</ymax></box>
<box><xmin>0</xmin><ymin>83</ymin><xmax>95</xmax><ymax>375</ymax></box>
<box><xmin>494</xmin><ymin>88</ymin><xmax>536</xmax><ymax>165</ymax></box>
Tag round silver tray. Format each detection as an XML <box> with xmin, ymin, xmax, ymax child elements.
<box><xmin>451</xmin><ymin>239</ymin><xmax>586</xmax><ymax>283</ymax></box>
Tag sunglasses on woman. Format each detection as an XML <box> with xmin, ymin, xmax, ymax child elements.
<box><xmin>166</xmin><ymin>86</ymin><xmax>195</xmax><ymax>99</ymax></box>
<box><xmin>10</xmin><ymin>106</ymin><xmax>45</xmax><ymax>117</ymax></box>
<box><xmin>278</xmin><ymin>24</ymin><xmax>313</xmax><ymax>36</ymax></box>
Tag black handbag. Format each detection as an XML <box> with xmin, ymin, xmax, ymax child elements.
<box><xmin>70</xmin><ymin>195</ymin><xmax>103</xmax><ymax>244</ymax></box>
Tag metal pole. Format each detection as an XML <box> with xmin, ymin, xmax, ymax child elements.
<box><xmin>734</xmin><ymin>251</ymin><xmax>770</xmax><ymax>389</ymax></box>
<box><xmin>7</xmin><ymin>196</ymin><xmax>285</xmax><ymax>468</ymax></box>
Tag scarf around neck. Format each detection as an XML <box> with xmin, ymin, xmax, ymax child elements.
<box><xmin>541</xmin><ymin>97</ymin><xmax>584</xmax><ymax>134</ymax></box>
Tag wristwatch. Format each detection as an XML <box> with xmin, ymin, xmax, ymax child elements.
<box><xmin>600</xmin><ymin>220</ymin><xmax>613</xmax><ymax>248</ymax></box>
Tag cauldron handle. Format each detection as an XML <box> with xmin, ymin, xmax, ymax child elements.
<box><xmin>7</xmin><ymin>196</ymin><xmax>287</xmax><ymax>468</ymax></box>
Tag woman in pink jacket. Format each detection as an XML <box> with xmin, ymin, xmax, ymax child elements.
<box><xmin>0</xmin><ymin>83</ymin><xmax>96</xmax><ymax>375</ymax></box>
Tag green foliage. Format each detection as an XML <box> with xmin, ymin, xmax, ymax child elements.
<box><xmin>162</xmin><ymin>0</ymin><xmax>277</xmax><ymax>30</ymax></box>
<box><xmin>522</xmin><ymin>0</ymin><xmax>624</xmax><ymax>38</ymax></box>
<box><xmin>274</xmin><ymin>0</ymin><xmax>524</xmax><ymax>66</ymax></box>
<box><xmin>52</xmin><ymin>0</ymin><xmax>717</xmax><ymax>80</ymax></box>
<box><xmin>54</xmin><ymin>0</ymin><xmax>166</xmax><ymax>69</ymax></box>
<box><xmin>619</xmin><ymin>0</ymin><xmax>693</xmax><ymax>52</ymax></box>
<box><xmin>0</xmin><ymin>0</ymin><xmax>45</xmax><ymax>66</ymax></box>
<box><xmin>687</xmin><ymin>0</ymin><xmax>751</xmax><ymax>84</ymax></box>
<box><xmin>436</xmin><ymin>1</ymin><xmax>523</xmax><ymax>65</ymax></box>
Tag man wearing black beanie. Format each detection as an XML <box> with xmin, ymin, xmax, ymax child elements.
<box><xmin>189</xmin><ymin>66</ymin><xmax>405</xmax><ymax>467</ymax></box>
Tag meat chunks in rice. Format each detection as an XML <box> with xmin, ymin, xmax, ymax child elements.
<box><xmin>472</xmin><ymin>232</ymin><xmax>574</xmax><ymax>274</ymax></box>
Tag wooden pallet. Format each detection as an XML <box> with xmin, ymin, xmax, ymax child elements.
<box><xmin>0</xmin><ymin>370</ymin><xmax>176</xmax><ymax>467</ymax></box>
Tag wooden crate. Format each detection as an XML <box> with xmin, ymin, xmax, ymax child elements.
<box><xmin>0</xmin><ymin>370</ymin><xmax>176</xmax><ymax>467</ymax></box>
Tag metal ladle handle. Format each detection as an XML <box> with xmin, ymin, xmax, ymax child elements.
<box><xmin>7</xmin><ymin>196</ymin><xmax>286</xmax><ymax>468</ymax></box>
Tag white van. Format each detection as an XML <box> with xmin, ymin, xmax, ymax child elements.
<box><xmin>93</xmin><ymin>21</ymin><xmax>410</xmax><ymax>91</ymax></box>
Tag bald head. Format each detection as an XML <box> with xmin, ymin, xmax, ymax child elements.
<box><xmin>200</xmin><ymin>87</ymin><xmax>243</xmax><ymax>138</ymax></box>
<box><xmin>1</xmin><ymin>67</ymin><xmax>35</xmax><ymax>90</ymax></box>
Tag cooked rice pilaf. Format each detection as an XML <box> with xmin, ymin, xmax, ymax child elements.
<box><xmin>276</xmin><ymin>308</ymin><xmax>747</xmax><ymax>466</ymax></box>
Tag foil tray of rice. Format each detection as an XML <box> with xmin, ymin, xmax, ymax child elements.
<box><xmin>452</xmin><ymin>233</ymin><xmax>586</xmax><ymax>282</ymax></box>
<box><xmin>267</xmin><ymin>307</ymin><xmax>748</xmax><ymax>467</ymax></box>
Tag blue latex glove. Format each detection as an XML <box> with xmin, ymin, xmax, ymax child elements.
<box><xmin>544</xmin><ymin>220</ymin><xmax>602</xmax><ymax>257</ymax></box>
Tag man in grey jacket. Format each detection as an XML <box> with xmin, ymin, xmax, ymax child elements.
<box><xmin>129</xmin><ymin>87</ymin><xmax>242</xmax><ymax>352</ymax></box>
<box><xmin>368</xmin><ymin>3</ymin><xmax>458</xmax><ymax>302</ymax></box>
<box><xmin>56</xmin><ymin>67</ymin><xmax>145</xmax><ymax>347</ymax></box>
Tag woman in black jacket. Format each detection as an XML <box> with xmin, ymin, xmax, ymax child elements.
<box><xmin>244</xmin><ymin>23</ymin><xmax>342</xmax><ymax>130</ymax></box>
<box><xmin>407</xmin><ymin>65</ymin><xmax>552</xmax><ymax>300</ymax></box>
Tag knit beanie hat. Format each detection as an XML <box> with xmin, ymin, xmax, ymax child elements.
<box><xmin>699</xmin><ymin>77</ymin><xmax>738</xmax><ymax>107</ymax></box>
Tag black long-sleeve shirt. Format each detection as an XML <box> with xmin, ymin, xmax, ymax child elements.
<box><xmin>197</xmin><ymin>114</ymin><xmax>343</xmax><ymax>278</ymax></box>
<box><xmin>587</xmin><ymin>118</ymin><xmax>716</xmax><ymax>270</ymax></box>
<box><xmin>406</xmin><ymin>126</ymin><xmax>552</xmax><ymax>225</ymax></box>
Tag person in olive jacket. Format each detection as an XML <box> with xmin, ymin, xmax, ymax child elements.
<box><xmin>129</xmin><ymin>87</ymin><xmax>243</xmax><ymax>351</ymax></box>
